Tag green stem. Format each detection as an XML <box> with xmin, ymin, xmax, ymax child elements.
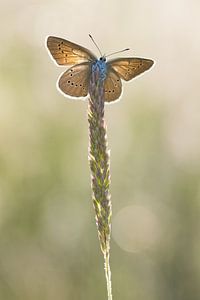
<box><xmin>104</xmin><ymin>250</ymin><xmax>112</xmax><ymax>300</ymax></box>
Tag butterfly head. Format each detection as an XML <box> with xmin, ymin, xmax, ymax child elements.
<box><xmin>99</xmin><ymin>56</ymin><xmax>106</xmax><ymax>62</ymax></box>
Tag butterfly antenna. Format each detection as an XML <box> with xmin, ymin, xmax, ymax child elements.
<box><xmin>89</xmin><ymin>34</ymin><xmax>103</xmax><ymax>57</ymax></box>
<box><xmin>106</xmin><ymin>48</ymin><xmax>130</xmax><ymax>58</ymax></box>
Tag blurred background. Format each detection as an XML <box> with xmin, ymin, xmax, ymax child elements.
<box><xmin>0</xmin><ymin>0</ymin><xmax>200</xmax><ymax>299</ymax></box>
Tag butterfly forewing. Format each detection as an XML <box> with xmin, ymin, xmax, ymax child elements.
<box><xmin>58</xmin><ymin>62</ymin><xmax>91</xmax><ymax>97</ymax></box>
<box><xmin>104</xmin><ymin>67</ymin><xmax>122</xmax><ymax>102</ymax></box>
<box><xmin>109</xmin><ymin>58</ymin><xmax>154</xmax><ymax>81</ymax></box>
<box><xmin>47</xmin><ymin>36</ymin><xmax>96</xmax><ymax>66</ymax></box>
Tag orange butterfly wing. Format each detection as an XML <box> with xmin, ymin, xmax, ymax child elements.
<box><xmin>104</xmin><ymin>67</ymin><xmax>122</xmax><ymax>102</ymax></box>
<box><xmin>46</xmin><ymin>36</ymin><xmax>96</xmax><ymax>66</ymax></box>
<box><xmin>58</xmin><ymin>63</ymin><xmax>90</xmax><ymax>98</ymax></box>
<box><xmin>104</xmin><ymin>57</ymin><xmax>154</xmax><ymax>102</ymax></box>
<box><xmin>108</xmin><ymin>58</ymin><xmax>154</xmax><ymax>81</ymax></box>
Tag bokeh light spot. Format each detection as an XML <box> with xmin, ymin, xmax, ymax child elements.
<box><xmin>112</xmin><ymin>205</ymin><xmax>161</xmax><ymax>253</ymax></box>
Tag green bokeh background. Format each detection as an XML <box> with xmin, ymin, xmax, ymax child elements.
<box><xmin>1</xmin><ymin>0</ymin><xmax>200</xmax><ymax>299</ymax></box>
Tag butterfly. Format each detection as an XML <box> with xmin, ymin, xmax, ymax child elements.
<box><xmin>46</xmin><ymin>36</ymin><xmax>154</xmax><ymax>102</ymax></box>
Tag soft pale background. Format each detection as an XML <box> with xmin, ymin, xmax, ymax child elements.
<box><xmin>0</xmin><ymin>0</ymin><xmax>200</xmax><ymax>299</ymax></box>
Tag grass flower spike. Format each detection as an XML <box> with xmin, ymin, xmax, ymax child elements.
<box><xmin>88</xmin><ymin>64</ymin><xmax>112</xmax><ymax>299</ymax></box>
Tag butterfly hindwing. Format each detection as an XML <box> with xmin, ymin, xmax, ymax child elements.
<box><xmin>47</xmin><ymin>36</ymin><xmax>96</xmax><ymax>66</ymax></box>
<box><xmin>58</xmin><ymin>62</ymin><xmax>91</xmax><ymax>97</ymax></box>
<box><xmin>104</xmin><ymin>67</ymin><xmax>122</xmax><ymax>102</ymax></box>
<box><xmin>108</xmin><ymin>58</ymin><xmax>154</xmax><ymax>81</ymax></box>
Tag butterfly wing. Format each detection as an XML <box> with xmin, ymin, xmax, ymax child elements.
<box><xmin>58</xmin><ymin>62</ymin><xmax>91</xmax><ymax>98</ymax></box>
<box><xmin>104</xmin><ymin>67</ymin><xmax>122</xmax><ymax>102</ymax></box>
<box><xmin>46</xmin><ymin>36</ymin><xmax>96</xmax><ymax>66</ymax></box>
<box><xmin>108</xmin><ymin>58</ymin><xmax>154</xmax><ymax>81</ymax></box>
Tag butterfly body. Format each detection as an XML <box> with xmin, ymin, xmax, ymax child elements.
<box><xmin>91</xmin><ymin>57</ymin><xmax>107</xmax><ymax>81</ymax></box>
<box><xmin>46</xmin><ymin>36</ymin><xmax>154</xmax><ymax>102</ymax></box>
